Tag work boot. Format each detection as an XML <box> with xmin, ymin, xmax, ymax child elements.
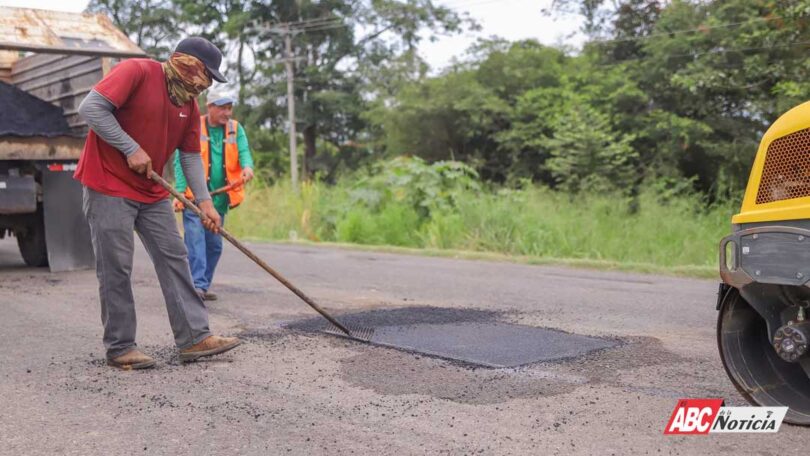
<box><xmin>179</xmin><ymin>335</ymin><xmax>241</xmax><ymax>363</ymax></box>
<box><xmin>203</xmin><ymin>290</ymin><xmax>218</xmax><ymax>301</ymax></box>
<box><xmin>107</xmin><ymin>349</ymin><xmax>156</xmax><ymax>370</ymax></box>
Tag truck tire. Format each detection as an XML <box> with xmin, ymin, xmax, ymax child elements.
<box><xmin>16</xmin><ymin>209</ymin><xmax>48</xmax><ymax>267</ymax></box>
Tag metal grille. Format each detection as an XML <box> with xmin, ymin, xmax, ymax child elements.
<box><xmin>756</xmin><ymin>128</ymin><xmax>810</xmax><ymax>204</ymax></box>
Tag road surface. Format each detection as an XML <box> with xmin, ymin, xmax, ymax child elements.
<box><xmin>0</xmin><ymin>236</ymin><xmax>802</xmax><ymax>455</ymax></box>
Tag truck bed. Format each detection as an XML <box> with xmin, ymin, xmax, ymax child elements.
<box><xmin>0</xmin><ymin>79</ymin><xmax>72</xmax><ymax>137</ymax></box>
<box><xmin>0</xmin><ymin>135</ymin><xmax>83</xmax><ymax>160</ymax></box>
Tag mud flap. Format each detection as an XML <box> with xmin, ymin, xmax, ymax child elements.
<box><xmin>0</xmin><ymin>175</ymin><xmax>37</xmax><ymax>214</ymax></box>
<box><xmin>42</xmin><ymin>164</ymin><xmax>94</xmax><ymax>272</ymax></box>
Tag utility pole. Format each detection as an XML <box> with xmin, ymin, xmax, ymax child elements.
<box><xmin>259</xmin><ymin>21</ymin><xmax>306</xmax><ymax>191</ymax></box>
<box><xmin>284</xmin><ymin>26</ymin><xmax>298</xmax><ymax>192</ymax></box>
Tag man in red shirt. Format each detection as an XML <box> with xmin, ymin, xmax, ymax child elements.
<box><xmin>75</xmin><ymin>37</ymin><xmax>241</xmax><ymax>369</ymax></box>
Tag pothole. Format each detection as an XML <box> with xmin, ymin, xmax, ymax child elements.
<box><xmin>339</xmin><ymin>336</ymin><xmax>680</xmax><ymax>404</ymax></box>
<box><xmin>339</xmin><ymin>349</ymin><xmax>584</xmax><ymax>404</ymax></box>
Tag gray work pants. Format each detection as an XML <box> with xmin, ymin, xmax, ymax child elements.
<box><xmin>82</xmin><ymin>187</ymin><xmax>212</xmax><ymax>359</ymax></box>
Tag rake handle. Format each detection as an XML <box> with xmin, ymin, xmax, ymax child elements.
<box><xmin>150</xmin><ymin>171</ymin><xmax>352</xmax><ymax>337</ymax></box>
<box><xmin>210</xmin><ymin>179</ymin><xmax>244</xmax><ymax>196</ymax></box>
<box><xmin>173</xmin><ymin>181</ymin><xmax>244</xmax><ymax>212</ymax></box>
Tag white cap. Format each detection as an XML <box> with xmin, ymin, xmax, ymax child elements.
<box><xmin>205</xmin><ymin>90</ymin><xmax>236</xmax><ymax>106</ymax></box>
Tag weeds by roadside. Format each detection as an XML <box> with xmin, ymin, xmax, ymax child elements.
<box><xmin>228</xmin><ymin>158</ymin><xmax>735</xmax><ymax>274</ymax></box>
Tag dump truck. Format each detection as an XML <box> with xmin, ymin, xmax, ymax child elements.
<box><xmin>0</xmin><ymin>7</ymin><xmax>145</xmax><ymax>271</ymax></box>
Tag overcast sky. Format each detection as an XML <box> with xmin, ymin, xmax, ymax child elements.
<box><xmin>0</xmin><ymin>0</ymin><xmax>585</xmax><ymax>70</ymax></box>
<box><xmin>421</xmin><ymin>0</ymin><xmax>584</xmax><ymax>69</ymax></box>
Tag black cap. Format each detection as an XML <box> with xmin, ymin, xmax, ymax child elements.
<box><xmin>174</xmin><ymin>37</ymin><xmax>227</xmax><ymax>83</ymax></box>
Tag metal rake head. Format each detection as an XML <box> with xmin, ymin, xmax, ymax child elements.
<box><xmin>322</xmin><ymin>322</ymin><xmax>375</xmax><ymax>343</ymax></box>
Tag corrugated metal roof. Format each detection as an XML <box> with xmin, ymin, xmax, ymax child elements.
<box><xmin>0</xmin><ymin>7</ymin><xmax>145</xmax><ymax>58</ymax></box>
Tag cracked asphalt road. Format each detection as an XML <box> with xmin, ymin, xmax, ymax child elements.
<box><xmin>0</xmin><ymin>236</ymin><xmax>805</xmax><ymax>455</ymax></box>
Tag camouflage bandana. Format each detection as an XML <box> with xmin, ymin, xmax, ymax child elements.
<box><xmin>163</xmin><ymin>52</ymin><xmax>212</xmax><ymax>107</ymax></box>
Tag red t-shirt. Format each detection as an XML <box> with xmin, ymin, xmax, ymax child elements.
<box><xmin>74</xmin><ymin>58</ymin><xmax>201</xmax><ymax>203</ymax></box>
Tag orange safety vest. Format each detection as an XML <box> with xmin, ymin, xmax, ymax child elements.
<box><xmin>184</xmin><ymin>116</ymin><xmax>245</xmax><ymax>209</ymax></box>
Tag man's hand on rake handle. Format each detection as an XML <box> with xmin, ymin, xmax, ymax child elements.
<box><xmin>151</xmin><ymin>171</ymin><xmax>220</xmax><ymax>233</ymax></box>
<box><xmin>197</xmin><ymin>199</ymin><xmax>222</xmax><ymax>233</ymax></box>
<box><xmin>127</xmin><ymin>148</ymin><xmax>153</xmax><ymax>175</ymax></box>
<box><xmin>173</xmin><ymin>179</ymin><xmax>244</xmax><ymax>213</ymax></box>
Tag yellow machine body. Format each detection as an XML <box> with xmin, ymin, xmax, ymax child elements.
<box><xmin>734</xmin><ymin>100</ymin><xmax>810</xmax><ymax>224</ymax></box>
<box><xmin>717</xmin><ymin>100</ymin><xmax>810</xmax><ymax>425</ymax></box>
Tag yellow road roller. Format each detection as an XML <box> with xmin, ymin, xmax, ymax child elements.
<box><xmin>719</xmin><ymin>100</ymin><xmax>810</xmax><ymax>424</ymax></box>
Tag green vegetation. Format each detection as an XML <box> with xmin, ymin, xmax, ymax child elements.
<box><xmin>89</xmin><ymin>0</ymin><xmax>805</xmax><ymax>273</ymax></box>
<box><xmin>228</xmin><ymin>158</ymin><xmax>733</xmax><ymax>275</ymax></box>
<box><xmin>89</xmin><ymin>0</ymin><xmax>810</xmax><ymax>194</ymax></box>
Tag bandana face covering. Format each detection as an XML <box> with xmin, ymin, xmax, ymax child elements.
<box><xmin>163</xmin><ymin>52</ymin><xmax>213</xmax><ymax>107</ymax></box>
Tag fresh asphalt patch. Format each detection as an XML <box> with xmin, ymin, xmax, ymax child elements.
<box><xmin>282</xmin><ymin>306</ymin><xmax>618</xmax><ymax>367</ymax></box>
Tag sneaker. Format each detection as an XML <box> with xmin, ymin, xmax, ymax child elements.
<box><xmin>203</xmin><ymin>291</ymin><xmax>218</xmax><ymax>301</ymax></box>
<box><xmin>179</xmin><ymin>335</ymin><xmax>241</xmax><ymax>362</ymax></box>
<box><xmin>107</xmin><ymin>349</ymin><xmax>156</xmax><ymax>370</ymax></box>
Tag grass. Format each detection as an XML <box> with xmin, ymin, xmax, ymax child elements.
<box><xmin>226</xmin><ymin>178</ymin><xmax>735</xmax><ymax>279</ymax></box>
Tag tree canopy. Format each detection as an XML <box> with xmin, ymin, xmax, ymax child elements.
<box><xmin>88</xmin><ymin>0</ymin><xmax>810</xmax><ymax>198</ymax></box>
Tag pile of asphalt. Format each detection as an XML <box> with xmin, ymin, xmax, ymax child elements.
<box><xmin>0</xmin><ymin>81</ymin><xmax>72</xmax><ymax>137</ymax></box>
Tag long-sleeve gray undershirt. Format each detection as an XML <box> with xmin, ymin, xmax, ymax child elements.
<box><xmin>78</xmin><ymin>90</ymin><xmax>211</xmax><ymax>202</ymax></box>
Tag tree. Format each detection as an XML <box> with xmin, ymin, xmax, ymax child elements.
<box><xmin>544</xmin><ymin>104</ymin><xmax>637</xmax><ymax>195</ymax></box>
<box><xmin>553</xmin><ymin>0</ymin><xmax>810</xmax><ymax>196</ymax></box>
<box><xmin>89</xmin><ymin>0</ymin><xmax>473</xmax><ymax>181</ymax></box>
<box><xmin>629</xmin><ymin>0</ymin><xmax>810</xmax><ymax>194</ymax></box>
<box><xmin>550</xmin><ymin>0</ymin><xmax>615</xmax><ymax>37</ymax></box>
<box><xmin>174</xmin><ymin>0</ymin><xmax>259</xmax><ymax>106</ymax></box>
<box><xmin>236</xmin><ymin>0</ymin><xmax>474</xmax><ymax>179</ymax></box>
<box><xmin>372</xmin><ymin>69</ymin><xmax>510</xmax><ymax>180</ymax></box>
<box><xmin>87</xmin><ymin>0</ymin><xmax>181</xmax><ymax>58</ymax></box>
<box><xmin>375</xmin><ymin>40</ymin><xmax>569</xmax><ymax>183</ymax></box>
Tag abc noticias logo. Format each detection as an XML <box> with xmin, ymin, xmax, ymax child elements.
<box><xmin>664</xmin><ymin>399</ymin><xmax>788</xmax><ymax>434</ymax></box>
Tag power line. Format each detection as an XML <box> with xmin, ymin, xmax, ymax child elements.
<box><xmin>594</xmin><ymin>40</ymin><xmax>810</xmax><ymax>68</ymax></box>
<box><xmin>255</xmin><ymin>0</ymin><xmax>513</xmax><ymax>34</ymax></box>
<box><xmin>283</xmin><ymin>16</ymin><xmax>344</xmax><ymax>28</ymax></box>
<box><xmin>296</xmin><ymin>22</ymin><xmax>353</xmax><ymax>33</ymax></box>
<box><xmin>263</xmin><ymin>3</ymin><xmax>790</xmax><ymax>42</ymax></box>
<box><xmin>588</xmin><ymin>15</ymin><xmax>785</xmax><ymax>46</ymax></box>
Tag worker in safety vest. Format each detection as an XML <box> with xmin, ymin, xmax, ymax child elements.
<box><xmin>174</xmin><ymin>90</ymin><xmax>254</xmax><ymax>301</ymax></box>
